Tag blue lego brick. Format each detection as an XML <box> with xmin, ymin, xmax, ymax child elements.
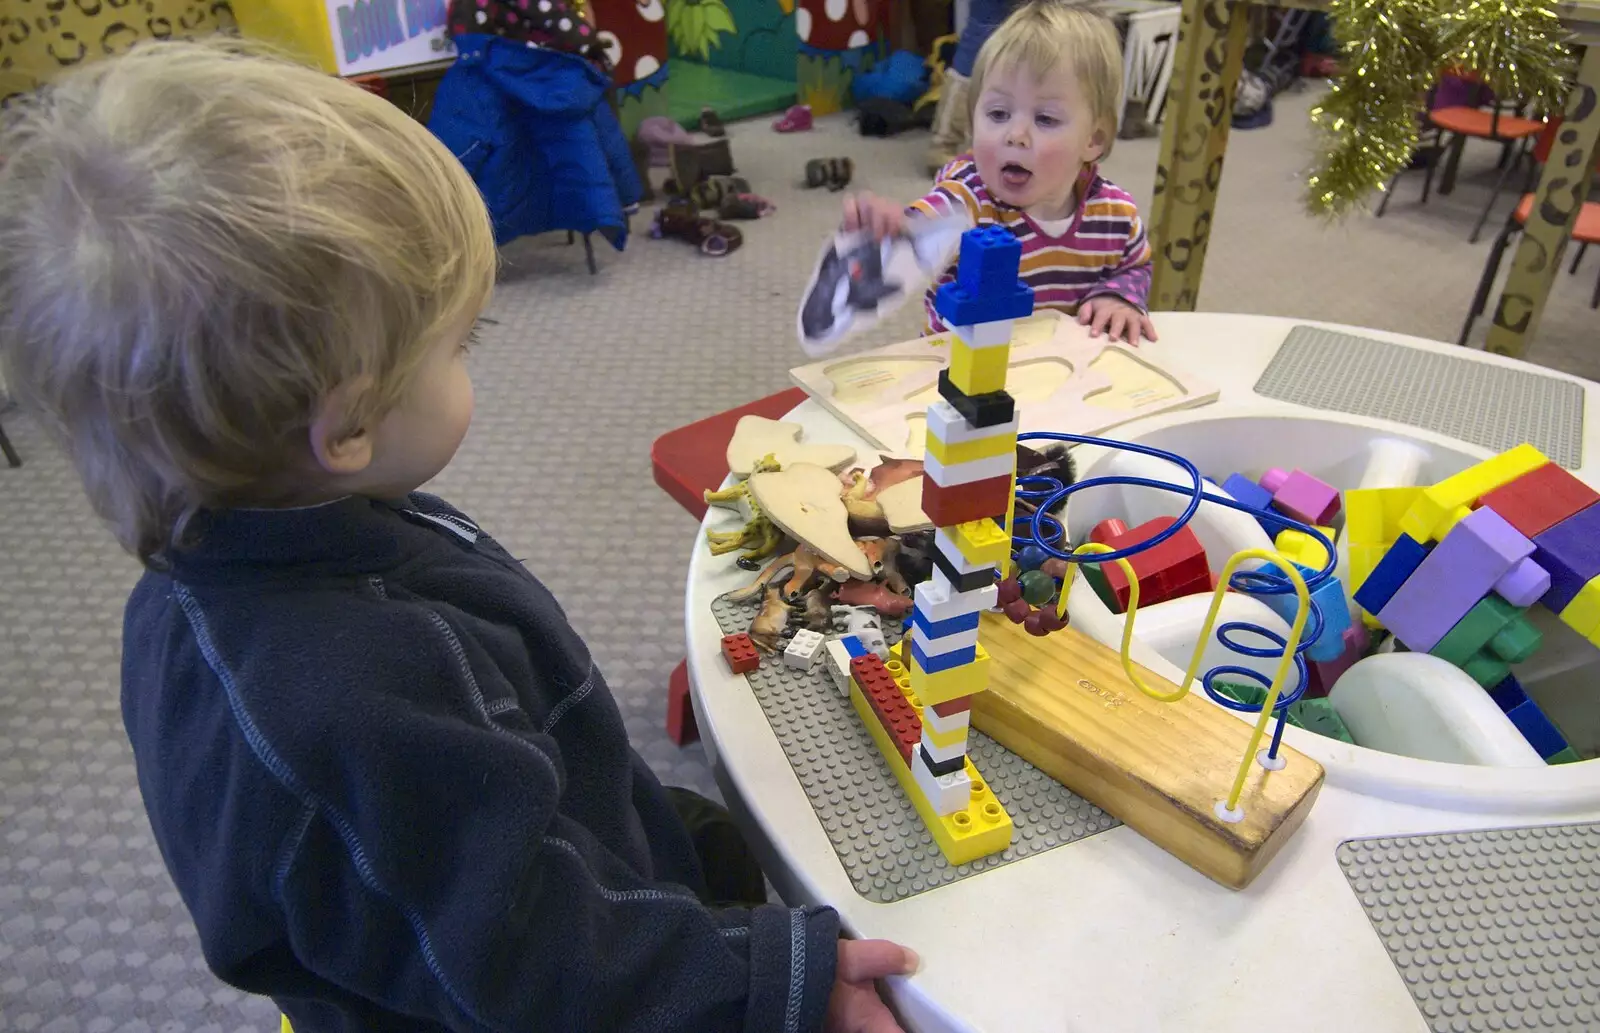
<box><xmin>911</xmin><ymin>636</ymin><xmax>978</xmax><ymax>674</ymax></box>
<box><xmin>952</xmin><ymin>224</ymin><xmax>1022</xmax><ymax>296</ymax></box>
<box><xmin>840</xmin><ymin>634</ymin><xmax>868</xmax><ymax>659</ymax></box>
<box><xmin>911</xmin><ymin>606</ymin><xmax>981</xmax><ymax>640</ymax></box>
<box><xmin>1506</xmin><ymin>698</ymin><xmax>1568</xmax><ymax>758</ymax></box>
<box><xmin>1487</xmin><ymin>673</ymin><xmax>1528</xmax><ymax>712</ymax></box>
<box><xmin>1221</xmin><ymin>473</ymin><xmax>1277</xmax><ymax>533</ymax></box>
<box><xmin>1352</xmin><ymin>534</ymin><xmax>1431</xmax><ymax>616</ymax></box>
<box><xmin>1261</xmin><ymin>562</ymin><xmax>1352</xmax><ymax>662</ymax></box>
<box><xmin>934</xmin><ymin>280</ymin><xmax>1036</xmax><ymax>327</ymax></box>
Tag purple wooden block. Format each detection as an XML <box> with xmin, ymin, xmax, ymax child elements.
<box><xmin>1493</xmin><ymin>556</ymin><xmax>1552</xmax><ymax>608</ymax></box>
<box><xmin>1531</xmin><ymin>503</ymin><xmax>1600</xmax><ymax>611</ymax></box>
<box><xmin>1259</xmin><ymin>467</ymin><xmax>1289</xmax><ymax>493</ymax></box>
<box><xmin>1271</xmin><ymin>470</ymin><xmax>1341</xmax><ymax>525</ymax></box>
<box><xmin>1378</xmin><ymin>507</ymin><xmax>1534</xmax><ymax>651</ymax></box>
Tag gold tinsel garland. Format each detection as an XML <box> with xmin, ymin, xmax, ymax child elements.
<box><xmin>1305</xmin><ymin>0</ymin><xmax>1574</xmax><ymax>218</ymax></box>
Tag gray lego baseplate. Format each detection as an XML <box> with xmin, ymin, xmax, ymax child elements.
<box><xmin>711</xmin><ymin>594</ymin><xmax>1120</xmax><ymax>902</ymax></box>
<box><xmin>1254</xmin><ymin>325</ymin><xmax>1585</xmax><ymax>469</ymax></box>
<box><xmin>1338</xmin><ymin>823</ymin><xmax>1600</xmax><ymax>1032</ymax></box>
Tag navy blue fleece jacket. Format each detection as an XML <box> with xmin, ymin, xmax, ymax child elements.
<box><xmin>120</xmin><ymin>493</ymin><xmax>839</xmax><ymax>1032</ymax></box>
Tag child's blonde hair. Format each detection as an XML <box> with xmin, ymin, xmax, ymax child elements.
<box><xmin>0</xmin><ymin>39</ymin><xmax>496</xmax><ymax>567</ymax></box>
<box><xmin>969</xmin><ymin>0</ymin><xmax>1124</xmax><ymax>159</ymax></box>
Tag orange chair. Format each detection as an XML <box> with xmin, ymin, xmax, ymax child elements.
<box><xmin>1457</xmin><ymin>194</ymin><xmax>1600</xmax><ymax>345</ymax></box>
<box><xmin>1376</xmin><ymin>74</ymin><xmax>1546</xmax><ymax>242</ymax></box>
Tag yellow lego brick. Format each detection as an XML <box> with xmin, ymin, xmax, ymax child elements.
<box><xmin>1273</xmin><ymin>526</ymin><xmax>1335</xmax><ymax>569</ymax></box>
<box><xmin>946</xmin><ymin>519</ymin><xmax>1011</xmax><ymax>568</ymax></box>
<box><xmin>1559</xmin><ymin>576</ymin><xmax>1600</xmax><ymax>638</ymax></box>
<box><xmin>948</xmin><ymin>340</ymin><xmax>1011</xmax><ymax>396</ymax></box>
<box><xmin>922</xmin><ymin>719</ymin><xmax>970</xmax><ymax>750</ymax></box>
<box><xmin>910</xmin><ymin>645</ymin><xmax>991</xmax><ymax>705</ymax></box>
<box><xmin>849</xmin><ymin>680</ymin><xmax>1013</xmax><ymax>865</ymax></box>
<box><xmin>925</xmin><ymin>426</ymin><xmax>1017</xmax><ymax>467</ymax></box>
<box><xmin>1399</xmin><ymin>444</ymin><xmax>1547</xmax><ymax>542</ymax></box>
<box><xmin>1345</xmin><ymin>487</ymin><xmax>1422</xmax><ymax>546</ymax></box>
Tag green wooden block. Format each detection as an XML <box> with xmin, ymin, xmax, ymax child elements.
<box><xmin>1547</xmin><ymin>746</ymin><xmax>1582</xmax><ymax>765</ymax></box>
<box><xmin>1488</xmin><ymin>616</ymin><xmax>1542</xmax><ymax>664</ymax></box>
<box><xmin>1462</xmin><ymin>651</ymin><xmax>1511</xmax><ymax>688</ymax></box>
<box><xmin>1289</xmin><ymin>697</ymin><xmax>1355</xmax><ymax>744</ymax></box>
<box><xmin>1431</xmin><ymin>595</ymin><xmax>1521</xmax><ymax>666</ymax></box>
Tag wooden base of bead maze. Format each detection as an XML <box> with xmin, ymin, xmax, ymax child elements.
<box><xmin>972</xmin><ymin>613</ymin><xmax>1325</xmax><ymax>889</ymax></box>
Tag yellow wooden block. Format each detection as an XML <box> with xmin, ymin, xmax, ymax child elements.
<box><xmin>910</xmin><ymin>646</ymin><xmax>991</xmax><ymax>705</ymax></box>
<box><xmin>922</xmin><ymin>719</ymin><xmax>970</xmax><ymax>750</ymax></box>
<box><xmin>947</xmin><ymin>519</ymin><xmax>1011</xmax><ymax>568</ymax></box>
<box><xmin>849</xmin><ymin>680</ymin><xmax>1013</xmax><ymax>865</ymax></box>
<box><xmin>948</xmin><ymin>340</ymin><xmax>1011</xmax><ymax>396</ymax></box>
<box><xmin>925</xmin><ymin>426</ymin><xmax>1017</xmax><ymax>467</ymax></box>
<box><xmin>1559</xmin><ymin>576</ymin><xmax>1600</xmax><ymax>638</ymax></box>
<box><xmin>1273</xmin><ymin>527</ymin><xmax>1335</xmax><ymax>569</ymax></box>
<box><xmin>1345</xmin><ymin>488</ymin><xmax>1421</xmax><ymax>546</ymax></box>
<box><xmin>1399</xmin><ymin>444</ymin><xmax>1547</xmax><ymax>541</ymax></box>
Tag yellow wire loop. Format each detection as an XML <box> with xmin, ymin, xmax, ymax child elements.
<box><xmin>1057</xmin><ymin>543</ymin><xmax>1309</xmax><ymax>814</ymax></box>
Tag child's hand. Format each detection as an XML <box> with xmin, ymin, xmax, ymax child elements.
<box><xmin>825</xmin><ymin>938</ymin><xmax>919</xmax><ymax>1033</ymax></box>
<box><xmin>842</xmin><ymin>193</ymin><xmax>908</xmax><ymax>241</ymax></box>
<box><xmin>1078</xmin><ymin>296</ymin><xmax>1158</xmax><ymax>345</ymax></box>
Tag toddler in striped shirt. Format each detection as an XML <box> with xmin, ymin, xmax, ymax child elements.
<box><xmin>844</xmin><ymin>0</ymin><xmax>1157</xmax><ymax>344</ymax></box>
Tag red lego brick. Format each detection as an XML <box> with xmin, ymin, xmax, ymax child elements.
<box><xmin>851</xmin><ymin>655</ymin><xmax>922</xmax><ymax>761</ymax></box>
<box><xmin>930</xmin><ymin>696</ymin><xmax>973</xmax><ymax>717</ymax></box>
<box><xmin>1090</xmin><ymin>518</ymin><xmax>1129</xmax><ymax>545</ymax></box>
<box><xmin>920</xmin><ymin>472</ymin><xmax>1013</xmax><ymax>527</ymax></box>
<box><xmin>1100</xmin><ymin>517</ymin><xmax>1209</xmax><ymax>612</ymax></box>
<box><xmin>721</xmin><ymin>633</ymin><xmax>760</xmax><ymax>674</ymax></box>
<box><xmin>1476</xmin><ymin>462</ymin><xmax>1600</xmax><ymax>539</ymax></box>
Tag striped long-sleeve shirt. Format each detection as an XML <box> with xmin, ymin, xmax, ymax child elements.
<box><xmin>910</xmin><ymin>158</ymin><xmax>1153</xmax><ymax>333</ymax></box>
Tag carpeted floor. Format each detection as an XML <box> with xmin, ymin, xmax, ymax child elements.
<box><xmin>1</xmin><ymin>85</ymin><xmax>1596</xmax><ymax>1031</ymax></box>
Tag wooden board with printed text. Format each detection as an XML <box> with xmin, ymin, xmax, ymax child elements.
<box><xmin>972</xmin><ymin>613</ymin><xmax>1324</xmax><ymax>889</ymax></box>
<box><xmin>788</xmin><ymin>311</ymin><xmax>1219</xmax><ymax>455</ymax></box>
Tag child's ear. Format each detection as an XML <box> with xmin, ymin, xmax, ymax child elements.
<box><xmin>309</xmin><ymin>380</ymin><xmax>375</xmax><ymax>476</ymax></box>
<box><xmin>1085</xmin><ymin>127</ymin><xmax>1108</xmax><ymax>163</ymax></box>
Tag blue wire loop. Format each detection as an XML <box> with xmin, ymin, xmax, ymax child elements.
<box><xmin>1014</xmin><ymin>431</ymin><xmax>1338</xmax><ymax>756</ymax></box>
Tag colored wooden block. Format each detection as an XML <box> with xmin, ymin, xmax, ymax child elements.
<box><xmin>944</xmin><ymin>518</ymin><xmax>1011</xmax><ymax>569</ymax></box>
<box><xmin>1506</xmin><ymin>699</ymin><xmax>1568</xmax><ymax>759</ymax></box>
<box><xmin>1476</xmin><ymin>461</ymin><xmax>1600</xmax><ymax>538</ymax></box>
<box><xmin>1378</xmin><ymin>509</ymin><xmax>1534</xmax><ymax>652</ymax></box>
<box><xmin>1099</xmin><ymin>517</ymin><xmax>1209</xmax><ymax>613</ymax></box>
<box><xmin>1487</xmin><ymin>673</ymin><xmax>1527</xmax><ymax>712</ymax></box>
<box><xmin>948</xmin><ymin>338</ymin><xmax>1011</xmax><ymax>396</ymax></box>
<box><xmin>1429</xmin><ymin>594</ymin><xmax>1525</xmax><ymax>666</ymax></box>
<box><xmin>924</xmin><ymin>399</ymin><xmax>1019</xmax><ymax>447</ymax></box>
<box><xmin>850</xmin><ymin>675</ymin><xmax>1013</xmax><ymax>864</ymax></box>
<box><xmin>910</xmin><ymin>644</ymin><xmax>991</xmax><ymax>705</ymax></box>
<box><xmin>1399</xmin><ymin>443</ymin><xmax>1547</xmax><ymax>542</ymax></box>
<box><xmin>1489</xmin><ymin>614</ymin><xmax>1543</xmax><ymax>663</ymax></box>
<box><xmin>1493</xmin><ymin>556</ymin><xmax>1551</xmax><ymax>608</ymax></box>
<box><xmin>923</xmin><ymin>449</ymin><xmax>1013</xmax><ymax>486</ymax></box>
<box><xmin>1259</xmin><ymin>468</ymin><xmax>1289</xmax><ymax>493</ymax></box>
<box><xmin>921</xmin><ymin>472</ymin><xmax>1012</xmax><ymax>527</ymax></box>
<box><xmin>1261</xmin><ymin>563</ymin><xmax>1351</xmax><ymax>662</ymax></box>
<box><xmin>721</xmin><ymin>633</ymin><xmax>759</xmax><ymax>674</ymax></box>
<box><xmin>1531</xmin><ymin>503</ymin><xmax>1600</xmax><ymax>611</ymax></box>
<box><xmin>975</xmin><ymin>615</ymin><xmax>1325</xmax><ymax>889</ymax></box>
<box><xmin>1273</xmin><ymin>526</ymin><xmax>1335</xmax><ymax>570</ymax></box>
<box><xmin>1547</xmin><ymin>747</ymin><xmax>1581</xmax><ymax>764</ymax></box>
<box><xmin>1557</xmin><ymin>575</ymin><xmax>1600</xmax><ymax>638</ymax></box>
<box><xmin>1352</xmin><ymin>534</ymin><xmax>1430</xmax><ymax>617</ymax></box>
<box><xmin>1089</xmin><ymin>518</ymin><xmax>1130</xmax><ymax>545</ymax></box>
<box><xmin>1345</xmin><ymin>487</ymin><xmax>1422</xmax><ymax>546</ymax></box>
<box><xmin>914</xmin><ymin>579</ymin><xmax>998</xmax><ymax>626</ymax></box>
<box><xmin>1220</xmin><ymin>473</ymin><xmax>1273</xmax><ymax>516</ymax></box>
<box><xmin>910</xmin><ymin>636</ymin><xmax>978</xmax><ymax>674</ymax></box>
<box><xmin>1348</xmin><ymin>542</ymin><xmax>1387</xmax><ymax>594</ymax></box>
<box><xmin>1461</xmin><ymin>652</ymin><xmax>1510</xmax><ymax>688</ymax></box>
<box><xmin>1270</xmin><ymin>470</ymin><xmax>1340</xmax><ymax>525</ymax></box>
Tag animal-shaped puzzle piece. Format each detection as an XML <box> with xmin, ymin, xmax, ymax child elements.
<box><xmin>725</xmin><ymin>416</ymin><xmax>857</xmax><ymax>477</ymax></box>
<box><xmin>749</xmin><ymin>463</ymin><xmax>873</xmax><ymax>577</ymax></box>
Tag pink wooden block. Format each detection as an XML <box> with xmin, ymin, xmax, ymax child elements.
<box><xmin>1271</xmin><ymin>470</ymin><xmax>1341</xmax><ymax>525</ymax></box>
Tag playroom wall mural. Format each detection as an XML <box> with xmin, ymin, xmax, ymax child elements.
<box><xmin>0</xmin><ymin>0</ymin><xmax>235</xmax><ymax>108</ymax></box>
<box><xmin>796</xmin><ymin>0</ymin><xmax>877</xmax><ymax>114</ymax></box>
<box><xmin>592</xmin><ymin>0</ymin><xmax>670</xmax><ymax>134</ymax></box>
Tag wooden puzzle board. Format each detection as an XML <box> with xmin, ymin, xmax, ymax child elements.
<box><xmin>789</xmin><ymin>311</ymin><xmax>1220</xmax><ymax>455</ymax></box>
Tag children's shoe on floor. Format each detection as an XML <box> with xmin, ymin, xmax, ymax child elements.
<box><xmin>772</xmin><ymin>104</ymin><xmax>813</xmax><ymax>132</ymax></box>
<box><xmin>652</xmin><ymin>202</ymin><xmax>743</xmax><ymax>257</ymax></box>
<box><xmin>717</xmin><ymin>193</ymin><xmax>776</xmax><ymax>220</ymax></box>
<box><xmin>699</xmin><ymin>107</ymin><xmax>727</xmax><ymax>137</ymax></box>
<box><xmin>804</xmin><ymin>157</ymin><xmax>853</xmax><ymax>191</ymax></box>
<box><xmin>688</xmin><ymin>175</ymin><xmax>751</xmax><ymax>210</ymax></box>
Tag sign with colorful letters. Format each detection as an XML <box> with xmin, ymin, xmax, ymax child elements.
<box><xmin>326</xmin><ymin>0</ymin><xmax>454</xmax><ymax>76</ymax></box>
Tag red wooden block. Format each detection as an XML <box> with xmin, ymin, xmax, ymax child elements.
<box><xmin>931</xmin><ymin>696</ymin><xmax>973</xmax><ymax>717</ymax></box>
<box><xmin>721</xmin><ymin>633</ymin><xmax>760</xmax><ymax>674</ymax></box>
<box><xmin>1100</xmin><ymin>517</ymin><xmax>1209</xmax><ymax>612</ymax></box>
<box><xmin>920</xmin><ymin>472</ymin><xmax>1013</xmax><ymax>527</ymax></box>
<box><xmin>1090</xmin><ymin>518</ymin><xmax>1129</xmax><ymax>545</ymax></box>
<box><xmin>851</xmin><ymin>655</ymin><xmax>922</xmax><ymax>761</ymax></box>
<box><xmin>1477</xmin><ymin>462</ymin><xmax>1600</xmax><ymax>539</ymax></box>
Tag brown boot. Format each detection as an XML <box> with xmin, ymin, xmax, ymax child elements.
<box><xmin>925</xmin><ymin>68</ymin><xmax>970</xmax><ymax>176</ymax></box>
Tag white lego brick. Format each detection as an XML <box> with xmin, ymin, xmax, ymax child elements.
<box><xmin>923</xmin><ymin>449</ymin><xmax>1015</xmax><ymax>488</ymax></box>
<box><xmin>914</xmin><ymin>579</ymin><xmax>998</xmax><ymax>624</ymax></box>
<box><xmin>911</xmin><ymin>754</ymin><xmax>974</xmax><ymax>816</ymax></box>
<box><xmin>911</xmin><ymin>621</ymin><xmax>981</xmax><ymax>657</ymax></box>
<box><xmin>950</xmin><ymin>319</ymin><xmax>1016</xmax><ymax>349</ymax></box>
<box><xmin>921</xmin><ymin>700</ymin><xmax>973</xmax><ymax>737</ymax></box>
<box><xmin>925</xmin><ymin>400</ymin><xmax>1020</xmax><ymax>448</ymax></box>
<box><xmin>931</xmin><ymin>564</ymin><xmax>1006</xmax><ymax>602</ymax></box>
<box><xmin>783</xmin><ymin>629</ymin><xmax>824</xmax><ymax>671</ymax></box>
<box><xmin>933</xmin><ymin>528</ymin><xmax>1000</xmax><ymax>575</ymax></box>
<box><xmin>920</xmin><ymin>729</ymin><xmax>970</xmax><ymax>764</ymax></box>
<box><xmin>823</xmin><ymin>636</ymin><xmax>854</xmax><ymax>697</ymax></box>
